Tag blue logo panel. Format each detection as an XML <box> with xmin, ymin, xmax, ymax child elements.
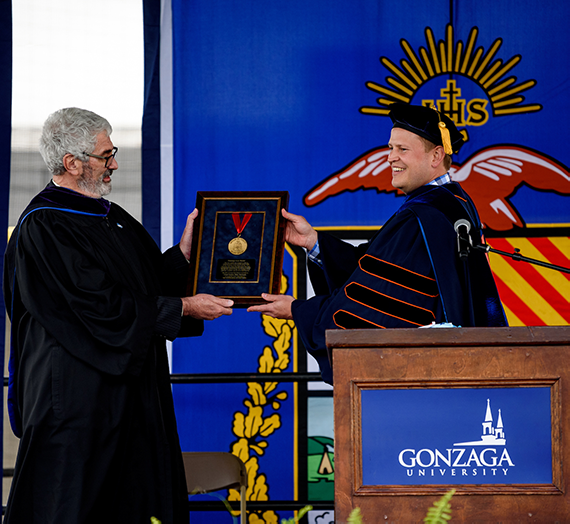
<box><xmin>361</xmin><ymin>387</ymin><xmax>552</xmax><ymax>485</ymax></box>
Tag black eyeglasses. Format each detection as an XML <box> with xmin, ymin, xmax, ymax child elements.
<box><xmin>82</xmin><ymin>147</ymin><xmax>118</xmax><ymax>168</ymax></box>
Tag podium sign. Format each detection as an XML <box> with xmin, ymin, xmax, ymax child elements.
<box><xmin>328</xmin><ymin>327</ymin><xmax>570</xmax><ymax>522</ymax></box>
<box><xmin>361</xmin><ymin>386</ymin><xmax>553</xmax><ymax>486</ymax></box>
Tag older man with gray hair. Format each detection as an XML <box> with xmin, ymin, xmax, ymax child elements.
<box><xmin>3</xmin><ymin>107</ymin><xmax>233</xmax><ymax>523</ymax></box>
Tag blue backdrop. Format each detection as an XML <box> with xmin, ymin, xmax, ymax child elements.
<box><xmin>142</xmin><ymin>1</ymin><xmax>570</xmax><ymax>522</ymax></box>
<box><xmin>153</xmin><ymin>0</ymin><xmax>570</xmax><ymax>522</ymax></box>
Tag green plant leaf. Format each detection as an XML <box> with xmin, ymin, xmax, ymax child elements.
<box><xmin>347</xmin><ymin>507</ymin><xmax>363</xmax><ymax>524</ymax></box>
<box><xmin>423</xmin><ymin>489</ymin><xmax>456</xmax><ymax>524</ymax></box>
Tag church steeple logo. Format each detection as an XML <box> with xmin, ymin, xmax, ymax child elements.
<box><xmin>454</xmin><ymin>399</ymin><xmax>506</xmax><ymax>447</ymax></box>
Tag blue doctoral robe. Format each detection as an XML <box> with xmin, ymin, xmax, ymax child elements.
<box><xmin>292</xmin><ymin>182</ymin><xmax>507</xmax><ymax>384</ymax></box>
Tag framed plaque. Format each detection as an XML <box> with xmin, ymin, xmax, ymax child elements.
<box><xmin>187</xmin><ymin>191</ymin><xmax>289</xmax><ymax>307</ymax></box>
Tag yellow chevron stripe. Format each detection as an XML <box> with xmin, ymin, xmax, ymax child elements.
<box><xmin>549</xmin><ymin>237</ymin><xmax>570</xmax><ymax>263</ymax></box>
<box><xmin>503</xmin><ymin>238</ymin><xmax>570</xmax><ymax>305</ymax></box>
<box><xmin>488</xmin><ymin>251</ymin><xmax>567</xmax><ymax>325</ymax></box>
<box><xmin>502</xmin><ymin>303</ymin><xmax>524</xmax><ymax>327</ymax></box>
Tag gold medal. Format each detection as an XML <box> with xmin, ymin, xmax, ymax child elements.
<box><xmin>228</xmin><ymin>236</ymin><xmax>248</xmax><ymax>255</ymax></box>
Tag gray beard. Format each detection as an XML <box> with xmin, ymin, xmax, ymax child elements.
<box><xmin>77</xmin><ymin>167</ymin><xmax>112</xmax><ymax>197</ymax></box>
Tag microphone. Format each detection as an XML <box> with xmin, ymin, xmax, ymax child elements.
<box><xmin>454</xmin><ymin>219</ymin><xmax>472</xmax><ymax>259</ymax></box>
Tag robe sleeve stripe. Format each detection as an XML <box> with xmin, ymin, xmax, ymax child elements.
<box><xmin>359</xmin><ymin>254</ymin><xmax>439</xmax><ymax>297</ymax></box>
<box><xmin>20</xmin><ymin>206</ymin><xmax>107</xmax><ymax>223</ymax></box>
<box><xmin>333</xmin><ymin>310</ymin><xmax>386</xmax><ymax>330</ymax></box>
<box><xmin>344</xmin><ymin>282</ymin><xmax>436</xmax><ymax>326</ymax></box>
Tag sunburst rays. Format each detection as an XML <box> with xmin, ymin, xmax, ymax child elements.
<box><xmin>360</xmin><ymin>24</ymin><xmax>542</xmax><ymax>117</ymax></box>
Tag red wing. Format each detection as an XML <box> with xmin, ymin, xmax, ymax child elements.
<box><xmin>451</xmin><ymin>146</ymin><xmax>570</xmax><ymax>230</ymax></box>
<box><xmin>303</xmin><ymin>147</ymin><xmax>399</xmax><ymax>206</ymax></box>
<box><xmin>452</xmin><ymin>146</ymin><xmax>570</xmax><ymax>192</ymax></box>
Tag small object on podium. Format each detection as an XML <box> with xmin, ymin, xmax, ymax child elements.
<box><xmin>187</xmin><ymin>191</ymin><xmax>289</xmax><ymax>307</ymax></box>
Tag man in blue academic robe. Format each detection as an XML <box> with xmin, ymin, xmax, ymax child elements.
<box><xmin>248</xmin><ymin>103</ymin><xmax>507</xmax><ymax>384</ymax></box>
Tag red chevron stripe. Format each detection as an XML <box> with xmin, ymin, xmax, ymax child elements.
<box><xmin>490</xmin><ymin>271</ymin><xmax>546</xmax><ymax>326</ymax></box>
<box><xmin>529</xmin><ymin>238</ymin><xmax>570</xmax><ymax>280</ymax></box>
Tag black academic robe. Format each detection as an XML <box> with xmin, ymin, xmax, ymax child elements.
<box><xmin>3</xmin><ymin>184</ymin><xmax>203</xmax><ymax>524</ymax></box>
<box><xmin>292</xmin><ymin>182</ymin><xmax>507</xmax><ymax>384</ymax></box>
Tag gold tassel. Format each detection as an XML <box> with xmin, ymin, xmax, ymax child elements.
<box><xmin>432</xmin><ymin>105</ymin><xmax>453</xmax><ymax>155</ymax></box>
<box><xmin>438</xmin><ymin>121</ymin><xmax>453</xmax><ymax>155</ymax></box>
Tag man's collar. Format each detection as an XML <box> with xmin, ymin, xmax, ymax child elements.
<box><xmin>27</xmin><ymin>182</ymin><xmax>112</xmax><ymax>216</ymax></box>
<box><xmin>428</xmin><ymin>173</ymin><xmax>451</xmax><ymax>186</ymax></box>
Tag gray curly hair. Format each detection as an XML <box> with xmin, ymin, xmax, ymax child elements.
<box><xmin>39</xmin><ymin>108</ymin><xmax>113</xmax><ymax>176</ymax></box>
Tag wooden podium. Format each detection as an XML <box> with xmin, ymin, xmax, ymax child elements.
<box><xmin>328</xmin><ymin>326</ymin><xmax>570</xmax><ymax>522</ymax></box>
